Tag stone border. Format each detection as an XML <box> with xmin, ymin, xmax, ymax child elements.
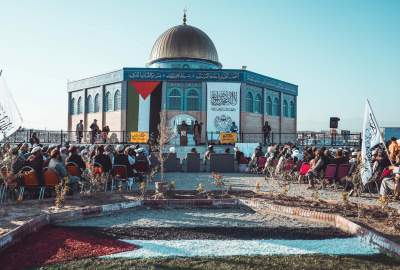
<box><xmin>0</xmin><ymin>200</ymin><xmax>143</xmax><ymax>252</ymax></box>
<box><xmin>239</xmin><ymin>199</ymin><xmax>400</xmax><ymax>258</ymax></box>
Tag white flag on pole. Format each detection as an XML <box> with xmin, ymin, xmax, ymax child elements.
<box><xmin>0</xmin><ymin>72</ymin><xmax>23</xmax><ymax>140</ymax></box>
<box><xmin>360</xmin><ymin>100</ymin><xmax>384</xmax><ymax>185</ymax></box>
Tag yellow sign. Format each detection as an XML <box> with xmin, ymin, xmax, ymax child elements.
<box><xmin>220</xmin><ymin>132</ymin><xmax>237</xmax><ymax>144</ymax></box>
<box><xmin>130</xmin><ymin>132</ymin><xmax>149</xmax><ymax>143</ymax></box>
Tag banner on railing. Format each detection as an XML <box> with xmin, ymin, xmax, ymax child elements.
<box><xmin>206</xmin><ymin>82</ymin><xmax>241</xmax><ymax>140</ymax></box>
<box><xmin>130</xmin><ymin>131</ymin><xmax>149</xmax><ymax>143</ymax></box>
<box><xmin>220</xmin><ymin>132</ymin><xmax>237</xmax><ymax>144</ymax></box>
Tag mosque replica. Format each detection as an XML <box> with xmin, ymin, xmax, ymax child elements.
<box><xmin>67</xmin><ymin>13</ymin><xmax>298</xmax><ymax>146</ymax></box>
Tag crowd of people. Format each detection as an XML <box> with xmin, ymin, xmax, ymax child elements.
<box><xmin>0</xmin><ymin>141</ymin><xmax>151</xmax><ymax>200</ymax></box>
<box><xmin>233</xmin><ymin>137</ymin><xmax>400</xmax><ymax>199</ymax></box>
<box><xmin>1</xmin><ymin>134</ymin><xmax>399</xmax><ymax>202</ymax></box>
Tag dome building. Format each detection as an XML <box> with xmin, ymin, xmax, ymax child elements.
<box><xmin>67</xmin><ymin>14</ymin><xmax>298</xmax><ymax>145</ymax></box>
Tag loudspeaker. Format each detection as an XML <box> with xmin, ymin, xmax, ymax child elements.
<box><xmin>330</xmin><ymin>117</ymin><xmax>340</xmax><ymax>129</ymax></box>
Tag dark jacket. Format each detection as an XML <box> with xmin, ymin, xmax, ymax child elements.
<box><xmin>93</xmin><ymin>154</ymin><xmax>112</xmax><ymax>173</ymax></box>
<box><xmin>66</xmin><ymin>154</ymin><xmax>86</xmax><ymax>170</ymax></box>
<box><xmin>114</xmin><ymin>153</ymin><xmax>133</xmax><ymax>177</ymax></box>
<box><xmin>12</xmin><ymin>156</ymin><xmax>25</xmax><ymax>174</ymax></box>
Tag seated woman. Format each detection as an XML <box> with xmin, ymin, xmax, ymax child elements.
<box><xmin>306</xmin><ymin>149</ymin><xmax>326</xmax><ymax>189</ymax></box>
<box><xmin>380</xmin><ymin>167</ymin><xmax>400</xmax><ymax>199</ymax></box>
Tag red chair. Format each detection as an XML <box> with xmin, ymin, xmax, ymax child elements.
<box><xmin>336</xmin><ymin>164</ymin><xmax>350</xmax><ymax>181</ymax></box>
<box><xmin>257</xmin><ymin>157</ymin><xmax>267</xmax><ymax>171</ymax></box>
<box><xmin>111</xmin><ymin>165</ymin><xmax>128</xmax><ymax>191</ymax></box>
<box><xmin>134</xmin><ymin>161</ymin><xmax>149</xmax><ymax>174</ymax></box>
<box><xmin>284</xmin><ymin>160</ymin><xmax>295</xmax><ymax>171</ymax></box>
<box><xmin>18</xmin><ymin>166</ymin><xmax>42</xmax><ymax>200</ymax></box>
<box><xmin>380</xmin><ymin>168</ymin><xmax>392</xmax><ymax>180</ymax></box>
<box><xmin>323</xmin><ymin>164</ymin><xmax>337</xmax><ymax>181</ymax></box>
<box><xmin>299</xmin><ymin>163</ymin><xmax>311</xmax><ymax>176</ymax></box>
<box><xmin>292</xmin><ymin>160</ymin><xmax>303</xmax><ymax>172</ymax></box>
<box><xmin>92</xmin><ymin>163</ymin><xmax>104</xmax><ymax>176</ymax></box>
<box><xmin>66</xmin><ymin>162</ymin><xmax>82</xmax><ymax>177</ymax></box>
<box><xmin>43</xmin><ymin>168</ymin><xmax>60</xmax><ymax>198</ymax></box>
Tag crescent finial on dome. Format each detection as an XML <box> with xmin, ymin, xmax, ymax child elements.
<box><xmin>183</xmin><ymin>8</ymin><xmax>187</xmax><ymax>25</ymax></box>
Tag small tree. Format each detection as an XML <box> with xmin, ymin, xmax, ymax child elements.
<box><xmin>157</xmin><ymin>110</ymin><xmax>168</xmax><ymax>182</ymax></box>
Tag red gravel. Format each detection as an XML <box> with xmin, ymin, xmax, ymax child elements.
<box><xmin>0</xmin><ymin>226</ymin><xmax>136</xmax><ymax>270</ymax></box>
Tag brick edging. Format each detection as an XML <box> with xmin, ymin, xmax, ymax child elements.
<box><xmin>239</xmin><ymin>199</ymin><xmax>400</xmax><ymax>258</ymax></box>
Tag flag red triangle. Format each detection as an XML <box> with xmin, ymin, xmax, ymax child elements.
<box><xmin>129</xmin><ymin>81</ymin><xmax>161</xmax><ymax>100</ymax></box>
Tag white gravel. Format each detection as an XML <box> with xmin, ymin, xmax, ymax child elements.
<box><xmin>102</xmin><ymin>238</ymin><xmax>379</xmax><ymax>258</ymax></box>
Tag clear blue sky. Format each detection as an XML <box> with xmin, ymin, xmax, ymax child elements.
<box><xmin>0</xmin><ymin>0</ymin><xmax>399</xmax><ymax>131</ymax></box>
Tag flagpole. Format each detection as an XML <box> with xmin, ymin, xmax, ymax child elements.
<box><xmin>366</xmin><ymin>99</ymin><xmax>394</xmax><ymax>167</ymax></box>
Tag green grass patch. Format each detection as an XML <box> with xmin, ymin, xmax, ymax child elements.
<box><xmin>37</xmin><ymin>254</ymin><xmax>400</xmax><ymax>270</ymax></box>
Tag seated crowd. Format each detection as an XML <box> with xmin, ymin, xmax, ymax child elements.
<box><xmin>0</xmin><ymin>142</ymin><xmax>151</xmax><ymax>200</ymax></box>
<box><xmin>1</xmin><ymin>137</ymin><xmax>399</xmax><ymax>202</ymax></box>
<box><xmin>231</xmin><ymin>137</ymin><xmax>400</xmax><ymax>199</ymax></box>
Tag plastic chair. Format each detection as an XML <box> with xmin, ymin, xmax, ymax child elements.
<box><xmin>380</xmin><ymin>168</ymin><xmax>392</xmax><ymax>180</ymax></box>
<box><xmin>43</xmin><ymin>168</ymin><xmax>60</xmax><ymax>198</ymax></box>
<box><xmin>284</xmin><ymin>160</ymin><xmax>295</xmax><ymax>171</ymax></box>
<box><xmin>66</xmin><ymin>162</ymin><xmax>82</xmax><ymax>177</ymax></box>
<box><xmin>134</xmin><ymin>161</ymin><xmax>149</xmax><ymax>174</ymax></box>
<box><xmin>18</xmin><ymin>166</ymin><xmax>42</xmax><ymax>200</ymax></box>
<box><xmin>111</xmin><ymin>165</ymin><xmax>128</xmax><ymax>191</ymax></box>
<box><xmin>299</xmin><ymin>163</ymin><xmax>311</xmax><ymax>176</ymax></box>
<box><xmin>323</xmin><ymin>164</ymin><xmax>337</xmax><ymax>181</ymax></box>
<box><xmin>257</xmin><ymin>157</ymin><xmax>267</xmax><ymax>171</ymax></box>
<box><xmin>92</xmin><ymin>162</ymin><xmax>104</xmax><ymax>176</ymax></box>
<box><xmin>336</xmin><ymin>164</ymin><xmax>350</xmax><ymax>181</ymax></box>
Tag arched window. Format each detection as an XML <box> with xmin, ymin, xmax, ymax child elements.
<box><xmin>290</xmin><ymin>100</ymin><xmax>296</xmax><ymax>118</ymax></box>
<box><xmin>168</xmin><ymin>88</ymin><xmax>182</xmax><ymax>110</ymax></box>
<box><xmin>70</xmin><ymin>97</ymin><xmax>75</xmax><ymax>115</ymax></box>
<box><xmin>245</xmin><ymin>92</ymin><xmax>253</xmax><ymax>113</ymax></box>
<box><xmin>77</xmin><ymin>97</ymin><xmax>82</xmax><ymax>114</ymax></box>
<box><xmin>87</xmin><ymin>95</ymin><xmax>93</xmax><ymax>113</ymax></box>
<box><xmin>104</xmin><ymin>91</ymin><xmax>112</xmax><ymax>112</ymax></box>
<box><xmin>254</xmin><ymin>94</ymin><xmax>262</xmax><ymax>113</ymax></box>
<box><xmin>186</xmin><ymin>89</ymin><xmax>200</xmax><ymax>111</ymax></box>
<box><xmin>266</xmin><ymin>96</ymin><xmax>272</xmax><ymax>115</ymax></box>
<box><xmin>94</xmin><ymin>94</ymin><xmax>100</xmax><ymax>113</ymax></box>
<box><xmin>283</xmin><ymin>100</ymin><xmax>289</xmax><ymax>117</ymax></box>
<box><xmin>114</xmin><ymin>90</ymin><xmax>121</xmax><ymax>111</ymax></box>
<box><xmin>272</xmin><ymin>97</ymin><xmax>280</xmax><ymax>116</ymax></box>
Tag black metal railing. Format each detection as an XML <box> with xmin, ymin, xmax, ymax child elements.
<box><xmin>1</xmin><ymin>129</ymin><xmax>362</xmax><ymax>148</ymax></box>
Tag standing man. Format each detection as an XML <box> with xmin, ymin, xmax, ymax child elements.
<box><xmin>76</xmin><ymin>120</ymin><xmax>84</xmax><ymax>144</ymax></box>
<box><xmin>89</xmin><ymin>119</ymin><xmax>100</xmax><ymax>144</ymax></box>
<box><xmin>29</xmin><ymin>132</ymin><xmax>40</xmax><ymax>146</ymax></box>
<box><xmin>230</xmin><ymin>121</ymin><xmax>238</xmax><ymax>133</ymax></box>
<box><xmin>179</xmin><ymin>121</ymin><xmax>188</xmax><ymax>146</ymax></box>
<box><xmin>262</xmin><ymin>121</ymin><xmax>271</xmax><ymax>145</ymax></box>
<box><xmin>193</xmin><ymin>120</ymin><xmax>202</xmax><ymax>146</ymax></box>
